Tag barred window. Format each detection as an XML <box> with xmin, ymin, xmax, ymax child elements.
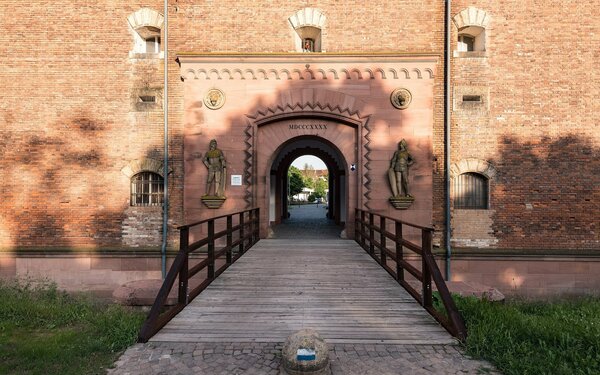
<box><xmin>453</xmin><ymin>172</ymin><xmax>488</xmax><ymax>209</ymax></box>
<box><xmin>131</xmin><ymin>172</ymin><xmax>164</xmax><ymax>206</ymax></box>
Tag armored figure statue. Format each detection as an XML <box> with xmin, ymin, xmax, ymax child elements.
<box><xmin>203</xmin><ymin>139</ymin><xmax>226</xmax><ymax>197</ymax></box>
<box><xmin>388</xmin><ymin>139</ymin><xmax>414</xmax><ymax>197</ymax></box>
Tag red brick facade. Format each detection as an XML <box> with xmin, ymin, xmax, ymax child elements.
<box><xmin>0</xmin><ymin>1</ymin><xmax>598</xmax><ymax>294</ymax></box>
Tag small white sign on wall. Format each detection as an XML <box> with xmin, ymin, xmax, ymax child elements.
<box><xmin>231</xmin><ymin>174</ymin><xmax>243</xmax><ymax>186</ymax></box>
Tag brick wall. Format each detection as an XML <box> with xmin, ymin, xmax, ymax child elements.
<box><xmin>450</xmin><ymin>0</ymin><xmax>600</xmax><ymax>250</ymax></box>
<box><xmin>0</xmin><ymin>1</ymin><xmax>166</xmax><ymax>249</ymax></box>
<box><xmin>0</xmin><ymin>1</ymin><xmax>598</xmax><ymax>252</ymax></box>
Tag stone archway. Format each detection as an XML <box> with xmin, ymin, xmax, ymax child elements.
<box><xmin>245</xmin><ymin>99</ymin><xmax>370</xmax><ymax>238</ymax></box>
<box><xmin>270</xmin><ymin>136</ymin><xmax>346</xmax><ymax>230</ymax></box>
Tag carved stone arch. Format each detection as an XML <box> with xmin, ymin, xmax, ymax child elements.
<box><xmin>450</xmin><ymin>158</ymin><xmax>497</xmax><ymax>180</ymax></box>
<box><xmin>127</xmin><ymin>8</ymin><xmax>164</xmax><ymax>32</ymax></box>
<box><xmin>288</xmin><ymin>8</ymin><xmax>326</xmax><ymax>29</ymax></box>
<box><xmin>453</xmin><ymin>7</ymin><xmax>491</xmax><ymax>30</ymax></box>
<box><xmin>121</xmin><ymin>158</ymin><xmax>171</xmax><ymax>178</ymax></box>
<box><xmin>182</xmin><ymin>68</ymin><xmax>196</xmax><ymax>81</ymax></box>
<box><xmin>245</xmin><ymin>89</ymin><xmax>371</xmax><ymax>236</ymax></box>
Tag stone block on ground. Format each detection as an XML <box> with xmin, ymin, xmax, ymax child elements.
<box><xmin>281</xmin><ymin>329</ymin><xmax>330</xmax><ymax>375</ymax></box>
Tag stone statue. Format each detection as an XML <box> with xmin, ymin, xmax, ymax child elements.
<box><xmin>203</xmin><ymin>139</ymin><xmax>226</xmax><ymax>197</ymax></box>
<box><xmin>388</xmin><ymin>139</ymin><xmax>414</xmax><ymax>197</ymax></box>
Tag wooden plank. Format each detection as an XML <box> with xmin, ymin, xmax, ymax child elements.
<box><xmin>149</xmin><ymin>239</ymin><xmax>456</xmax><ymax>345</ymax></box>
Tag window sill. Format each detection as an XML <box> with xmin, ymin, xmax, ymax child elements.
<box><xmin>453</xmin><ymin>51</ymin><xmax>487</xmax><ymax>58</ymax></box>
<box><xmin>128</xmin><ymin>51</ymin><xmax>164</xmax><ymax>59</ymax></box>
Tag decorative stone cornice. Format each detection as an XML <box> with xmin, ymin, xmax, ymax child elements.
<box><xmin>450</xmin><ymin>158</ymin><xmax>497</xmax><ymax>180</ymax></box>
<box><xmin>181</xmin><ymin>67</ymin><xmax>434</xmax><ymax>81</ymax></box>
<box><xmin>453</xmin><ymin>7</ymin><xmax>491</xmax><ymax>30</ymax></box>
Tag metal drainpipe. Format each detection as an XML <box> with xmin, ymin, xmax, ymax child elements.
<box><xmin>444</xmin><ymin>0</ymin><xmax>452</xmax><ymax>281</ymax></box>
<box><xmin>160</xmin><ymin>0</ymin><xmax>169</xmax><ymax>280</ymax></box>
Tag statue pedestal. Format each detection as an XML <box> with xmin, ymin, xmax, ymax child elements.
<box><xmin>201</xmin><ymin>196</ymin><xmax>226</xmax><ymax>209</ymax></box>
<box><xmin>389</xmin><ymin>196</ymin><xmax>414</xmax><ymax>210</ymax></box>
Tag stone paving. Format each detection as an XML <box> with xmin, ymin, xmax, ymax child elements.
<box><xmin>271</xmin><ymin>203</ymin><xmax>342</xmax><ymax>239</ymax></box>
<box><xmin>109</xmin><ymin>342</ymin><xmax>499</xmax><ymax>375</ymax></box>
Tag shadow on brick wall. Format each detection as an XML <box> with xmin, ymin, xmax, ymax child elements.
<box><xmin>490</xmin><ymin>135</ymin><xmax>600</xmax><ymax>250</ymax></box>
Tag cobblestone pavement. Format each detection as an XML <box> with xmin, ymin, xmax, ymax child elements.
<box><xmin>271</xmin><ymin>204</ymin><xmax>342</xmax><ymax>239</ymax></box>
<box><xmin>109</xmin><ymin>342</ymin><xmax>500</xmax><ymax>375</ymax></box>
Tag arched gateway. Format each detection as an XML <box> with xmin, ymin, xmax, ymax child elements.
<box><xmin>180</xmin><ymin>54</ymin><xmax>438</xmax><ymax>239</ymax></box>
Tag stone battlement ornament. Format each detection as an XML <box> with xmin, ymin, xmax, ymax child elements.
<box><xmin>390</xmin><ymin>88</ymin><xmax>412</xmax><ymax>110</ymax></box>
<box><xmin>204</xmin><ymin>88</ymin><xmax>225</xmax><ymax>110</ymax></box>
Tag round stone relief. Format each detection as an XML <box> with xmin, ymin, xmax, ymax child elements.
<box><xmin>204</xmin><ymin>88</ymin><xmax>225</xmax><ymax>110</ymax></box>
<box><xmin>390</xmin><ymin>88</ymin><xmax>412</xmax><ymax>110</ymax></box>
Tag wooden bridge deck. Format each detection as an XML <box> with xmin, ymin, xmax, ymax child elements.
<box><xmin>151</xmin><ymin>239</ymin><xmax>456</xmax><ymax>345</ymax></box>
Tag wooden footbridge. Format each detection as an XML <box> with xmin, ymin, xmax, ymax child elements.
<box><xmin>138</xmin><ymin>208</ymin><xmax>466</xmax><ymax>344</ymax></box>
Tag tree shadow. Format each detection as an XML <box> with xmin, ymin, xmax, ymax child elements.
<box><xmin>489</xmin><ymin>134</ymin><xmax>599</xmax><ymax>250</ymax></box>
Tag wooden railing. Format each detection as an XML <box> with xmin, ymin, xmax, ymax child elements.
<box><xmin>138</xmin><ymin>208</ymin><xmax>260</xmax><ymax>342</ymax></box>
<box><xmin>354</xmin><ymin>208</ymin><xmax>467</xmax><ymax>341</ymax></box>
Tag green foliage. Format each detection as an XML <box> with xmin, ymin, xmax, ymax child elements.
<box><xmin>288</xmin><ymin>166</ymin><xmax>305</xmax><ymax>198</ymax></box>
<box><xmin>313</xmin><ymin>177</ymin><xmax>327</xmax><ymax>199</ymax></box>
<box><xmin>452</xmin><ymin>295</ymin><xmax>600</xmax><ymax>375</ymax></box>
<box><xmin>307</xmin><ymin>193</ymin><xmax>316</xmax><ymax>202</ymax></box>
<box><xmin>0</xmin><ymin>279</ymin><xmax>145</xmax><ymax>375</ymax></box>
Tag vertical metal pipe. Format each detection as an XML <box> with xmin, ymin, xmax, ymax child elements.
<box><xmin>161</xmin><ymin>0</ymin><xmax>169</xmax><ymax>279</ymax></box>
<box><xmin>444</xmin><ymin>0</ymin><xmax>452</xmax><ymax>281</ymax></box>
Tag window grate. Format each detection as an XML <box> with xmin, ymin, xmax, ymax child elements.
<box><xmin>131</xmin><ymin>172</ymin><xmax>164</xmax><ymax>206</ymax></box>
<box><xmin>453</xmin><ymin>172</ymin><xmax>488</xmax><ymax>209</ymax></box>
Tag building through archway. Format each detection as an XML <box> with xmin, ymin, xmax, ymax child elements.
<box><xmin>269</xmin><ymin>136</ymin><xmax>346</xmax><ymax>238</ymax></box>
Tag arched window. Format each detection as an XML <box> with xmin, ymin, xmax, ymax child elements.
<box><xmin>453</xmin><ymin>7</ymin><xmax>490</xmax><ymax>54</ymax></box>
<box><xmin>288</xmin><ymin>8</ymin><xmax>325</xmax><ymax>52</ymax></box>
<box><xmin>127</xmin><ymin>8</ymin><xmax>164</xmax><ymax>56</ymax></box>
<box><xmin>453</xmin><ymin>172</ymin><xmax>488</xmax><ymax>209</ymax></box>
<box><xmin>131</xmin><ymin>172</ymin><xmax>164</xmax><ymax>206</ymax></box>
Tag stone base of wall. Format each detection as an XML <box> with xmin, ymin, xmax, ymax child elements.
<box><xmin>446</xmin><ymin>256</ymin><xmax>600</xmax><ymax>297</ymax></box>
<box><xmin>2</xmin><ymin>253</ymin><xmax>599</xmax><ymax>298</ymax></box>
<box><xmin>0</xmin><ymin>254</ymin><xmax>169</xmax><ymax>298</ymax></box>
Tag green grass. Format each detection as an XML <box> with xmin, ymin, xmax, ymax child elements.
<box><xmin>445</xmin><ymin>295</ymin><xmax>600</xmax><ymax>375</ymax></box>
<box><xmin>0</xmin><ymin>279</ymin><xmax>146</xmax><ymax>375</ymax></box>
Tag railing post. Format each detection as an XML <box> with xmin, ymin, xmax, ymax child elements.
<box><xmin>178</xmin><ymin>226</ymin><xmax>189</xmax><ymax>305</ymax></box>
<box><xmin>360</xmin><ymin>210</ymin><xmax>366</xmax><ymax>248</ymax></box>
<box><xmin>395</xmin><ymin>221</ymin><xmax>404</xmax><ymax>282</ymax></box>
<box><xmin>226</xmin><ymin>215</ymin><xmax>233</xmax><ymax>264</ymax></box>
<box><xmin>254</xmin><ymin>208</ymin><xmax>260</xmax><ymax>244</ymax></box>
<box><xmin>369</xmin><ymin>213</ymin><xmax>375</xmax><ymax>255</ymax></box>
<box><xmin>421</xmin><ymin>229</ymin><xmax>433</xmax><ymax>308</ymax></box>
<box><xmin>354</xmin><ymin>208</ymin><xmax>360</xmax><ymax>242</ymax></box>
<box><xmin>208</xmin><ymin>219</ymin><xmax>215</xmax><ymax>279</ymax></box>
<box><xmin>239</xmin><ymin>212</ymin><xmax>245</xmax><ymax>254</ymax></box>
<box><xmin>380</xmin><ymin>216</ymin><xmax>386</xmax><ymax>267</ymax></box>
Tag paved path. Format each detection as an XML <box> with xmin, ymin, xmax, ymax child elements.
<box><xmin>271</xmin><ymin>204</ymin><xmax>342</xmax><ymax>239</ymax></box>
<box><xmin>110</xmin><ymin>238</ymin><xmax>499</xmax><ymax>374</ymax></box>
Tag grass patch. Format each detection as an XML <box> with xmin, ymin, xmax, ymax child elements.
<box><xmin>0</xmin><ymin>279</ymin><xmax>145</xmax><ymax>375</ymax></box>
<box><xmin>447</xmin><ymin>295</ymin><xmax>600</xmax><ymax>375</ymax></box>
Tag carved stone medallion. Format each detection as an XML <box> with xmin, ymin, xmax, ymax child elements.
<box><xmin>390</xmin><ymin>88</ymin><xmax>412</xmax><ymax>110</ymax></box>
<box><xmin>204</xmin><ymin>88</ymin><xmax>225</xmax><ymax>110</ymax></box>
